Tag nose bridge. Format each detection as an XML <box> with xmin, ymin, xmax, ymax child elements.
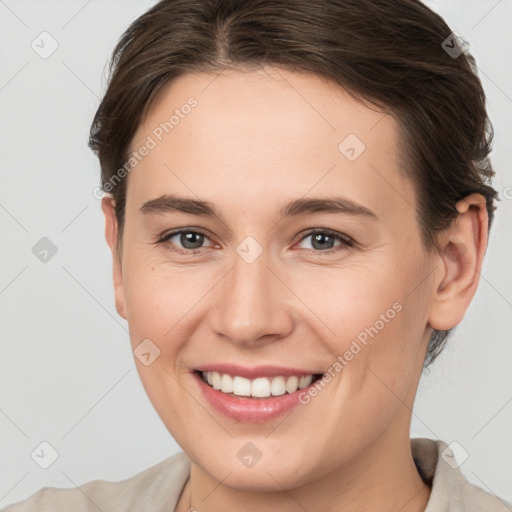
<box><xmin>211</xmin><ymin>241</ymin><xmax>293</xmax><ymax>345</ymax></box>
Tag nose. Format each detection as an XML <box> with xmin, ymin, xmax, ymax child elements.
<box><xmin>208</xmin><ymin>247</ymin><xmax>294</xmax><ymax>347</ymax></box>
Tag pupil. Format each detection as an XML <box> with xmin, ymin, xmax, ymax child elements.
<box><xmin>182</xmin><ymin>232</ymin><xmax>203</xmax><ymax>249</ymax></box>
<box><xmin>312</xmin><ymin>233</ymin><xmax>333</xmax><ymax>250</ymax></box>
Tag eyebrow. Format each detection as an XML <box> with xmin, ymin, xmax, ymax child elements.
<box><xmin>140</xmin><ymin>194</ymin><xmax>379</xmax><ymax>220</ymax></box>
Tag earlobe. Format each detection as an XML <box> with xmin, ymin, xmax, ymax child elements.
<box><xmin>428</xmin><ymin>194</ymin><xmax>488</xmax><ymax>331</ymax></box>
<box><xmin>101</xmin><ymin>196</ymin><xmax>127</xmax><ymax>320</ymax></box>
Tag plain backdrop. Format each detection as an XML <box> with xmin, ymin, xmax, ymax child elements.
<box><xmin>1</xmin><ymin>0</ymin><xmax>511</xmax><ymax>508</ymax></box>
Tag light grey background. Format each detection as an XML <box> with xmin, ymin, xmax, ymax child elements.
<box><xmin>1</xmin><ymin>0</ymin><xmax>511</xmax><ymax>508</ymax></box>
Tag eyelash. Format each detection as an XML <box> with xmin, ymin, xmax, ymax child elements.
<box><xmin>154</xmin><ymin>228</ymin><xmax>355</xmax><ymax>256</ymax></box>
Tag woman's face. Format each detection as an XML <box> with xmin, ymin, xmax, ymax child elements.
<box><xmin>104</xmin><ymin>67</ymin><xmax>440</xmax><ymax>489</ymax></box>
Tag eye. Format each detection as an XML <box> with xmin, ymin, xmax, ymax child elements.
<box><xmin>155</xmin><ymin>228</ymin><xmax>215</xmax><ymax>255</ymax></box>
<box><xmin>295</xmin><ymin>229</ymin><xmax>354</xmax><ymax>253</ymax></box>
<box><xmin>155</xmin><ymin>227</ymin><xmax>355</xmax><ymax>256</ymax></box>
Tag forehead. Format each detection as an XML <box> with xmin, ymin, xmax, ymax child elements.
<box><xmin>141</xmin><ymin>66</ymin><xmax>397</xmax><ymax>150</ymax></box>
<box><xmin>127</xmin><ymin>67</ymin><xmax>415</xmax><ymax>224</ymax></box>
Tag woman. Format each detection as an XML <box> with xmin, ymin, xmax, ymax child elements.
<box><xmin>4</xmin><ymin>0</ymin><xmax>510</xmax><ymax>510</ymax></box>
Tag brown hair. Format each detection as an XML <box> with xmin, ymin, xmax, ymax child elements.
<box><xmin>89</xmin><ymin>0</ymin><xmax>498</xmax><ymax>367</ymax></box>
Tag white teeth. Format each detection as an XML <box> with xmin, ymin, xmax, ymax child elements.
<box><xmin>298</xmin><ymin>375</ymin><xmax>313</xmax><ymax>389</ymax></box>
<box><xmin>220</xmin><ymin>373</ymin><xmax>233</xmax><ymax>393</ymax></box>
<box><xmin>212</xmin><ymin>371</ymin><xmax>221</xmax><ymax>390</ymax></box>
<box><xmin>251</xmin><ymin>377</ymin><xmax>271</xmax><ymax>397</ymax></box>
<box><xmin>270</xmin><ymin>376</ymin><xmax>286</xmax><ymax>396</ymax></box>
<box><xmin>233</xmin><ymin>376</ymin><xmax>251</xmax><ymax>396</ymax></box>
<box><xmin>285</xmin><ymin>375</ymin><xmax>299</xmax><ymax>393</ymax></box>
<box><xmin>202</xmin><ymin>371</ymin><xmax>317</xmax><ymax>398</ymax></box>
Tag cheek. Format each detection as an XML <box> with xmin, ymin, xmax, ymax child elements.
<box><xmin>297</xmin><ymin>257</ymin><xmax>427</xmax><ymax>394</ymax></box>
<box><xmin>122</xmin><ymin>248</ymin><xmax>207</xmax><ymax>340</ymax></box>
<box><xmin>282</xmin><ymin>260</ymin><xmax>408</xmax><ymax>340</ymax></box>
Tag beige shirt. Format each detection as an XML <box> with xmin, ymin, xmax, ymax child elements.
<box><xmin>3</xmin><ymin>438</ymin><xmax>510</xmax><ymax>511</ymax></box>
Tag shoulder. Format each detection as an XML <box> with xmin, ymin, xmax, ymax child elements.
<box><xmin>411</xmin><ymin>438</ymin><xmax>511</xmax><ymax>511</ymax></box>
<box><xmin>2</xmin><ymin>451</ymin><xmax>190</xmax><ymax>512</ymax></box>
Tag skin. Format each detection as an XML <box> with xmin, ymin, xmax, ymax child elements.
<box><xmin>101</xmin><ymin>67</ymin><xmax>488</xmax><ymax>512</ymax></box>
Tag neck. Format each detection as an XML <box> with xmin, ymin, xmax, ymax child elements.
<box><xmin>176</xmin><ymin>427</ymin><xmax>431</xmax><ymax>512</ymax></box>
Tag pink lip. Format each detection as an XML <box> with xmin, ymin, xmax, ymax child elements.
<box><xmin>192</xmin><ymin>371</ymin><xmax>321</xmax><ymax>423</ymax></box>
<box><xmin>194</xmin><ymin>363</ymin><xmax>318</xmax><ymax>380</ymax></box>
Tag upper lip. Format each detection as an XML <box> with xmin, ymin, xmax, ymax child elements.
<box><xmin>194</xmin><ymin>363</ymin><xmax>321</xmax><ymax>380</ymax></box>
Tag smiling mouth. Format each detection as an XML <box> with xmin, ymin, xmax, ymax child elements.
<box><xmin>195</xmin><ymin>370</ymin><xmax>324</xmax><ymax>399</ymax></box>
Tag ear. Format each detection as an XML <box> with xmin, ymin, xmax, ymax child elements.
<box><xmin>101</xmin><ymin>196</ymin><xmax>127</xmax><ymax>320</ymax></box>
<box><xmin>428</xmin><ymin>193</ymin><xmax>489</xmax><ymax>331</ymax></box>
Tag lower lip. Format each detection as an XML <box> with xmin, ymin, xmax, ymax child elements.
<box><xmin>192</xmin><ymin>371</ymin><xmax>319</xmax><ymax>423</ymax></box>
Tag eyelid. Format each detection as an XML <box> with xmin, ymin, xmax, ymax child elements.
<box><xmin>297</xmin><ymin>228</ymin><xmax>354</xmax><ymax>245</ymax></box>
